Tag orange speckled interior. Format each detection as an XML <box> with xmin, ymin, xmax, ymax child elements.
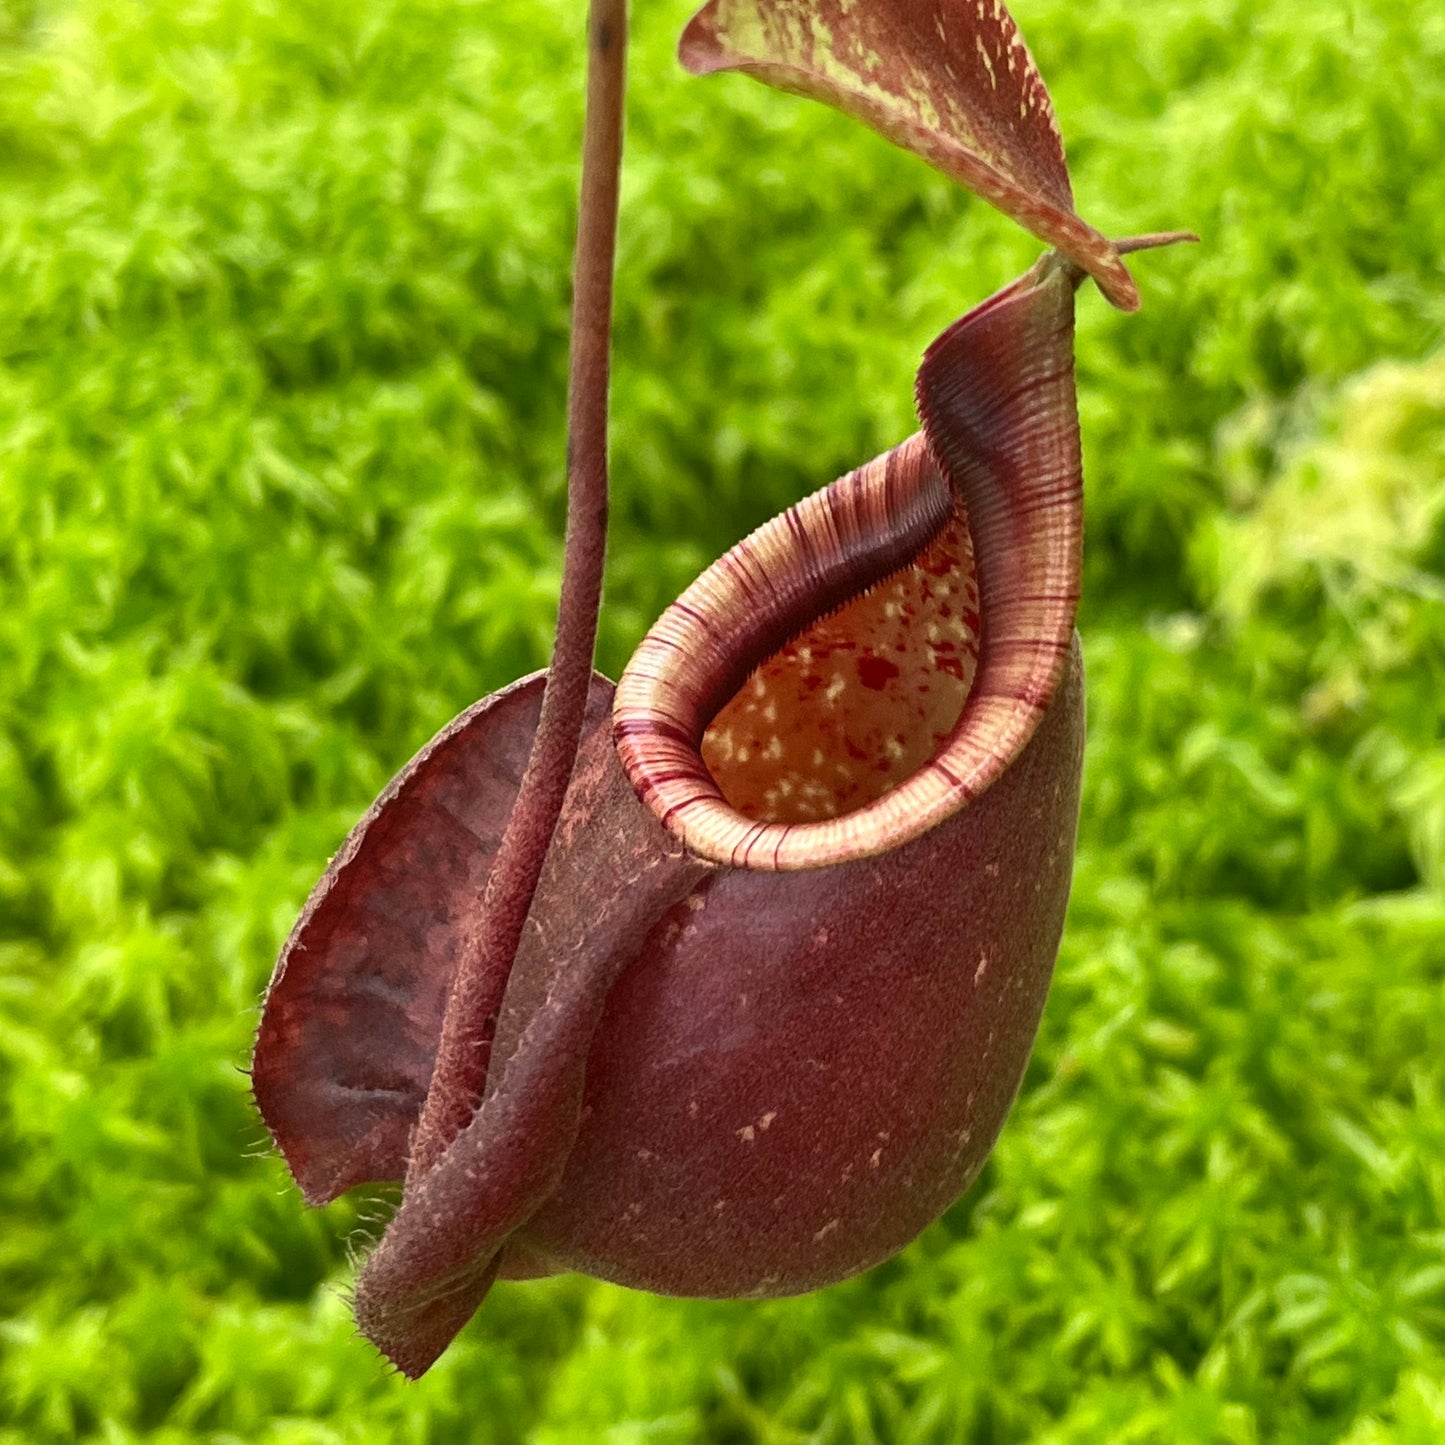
<box><xmin>702</xmin><ymin>512</ymin><xmax>979</xmax><ymax>823</ymax></box>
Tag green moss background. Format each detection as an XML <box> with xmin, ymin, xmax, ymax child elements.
<box><xmin>2</xmin><ymin>0</ymin><xmax>1443</xmax><ymax>1439</ymax></box>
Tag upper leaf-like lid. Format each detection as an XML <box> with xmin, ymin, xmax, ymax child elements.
<box><xmin>680</xmin><ymin>0</ymin><xmax>1140</xmax><ymax>310</ymax></box>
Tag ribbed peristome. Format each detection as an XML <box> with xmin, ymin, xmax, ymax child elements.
<box><xmin>614</xmin><ymin>257</ymin><xmax>1083</xmax><ymax>870</ymax></box>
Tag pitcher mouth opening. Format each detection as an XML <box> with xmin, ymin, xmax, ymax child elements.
<box><xmin>699</xmin><ymin>497</ymin><xmax>978</xmax><ymax>828</ymax></box>
<box><xmin>614</xmin><ymin>435</ymin><xmax>1003</xmax><ymax>872</ymax></box>
<box><xmin>615</xmin><ymin>264</ymin><xmax>1087</xmax><ymax>873</ymax></box>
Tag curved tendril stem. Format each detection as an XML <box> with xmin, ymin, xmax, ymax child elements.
<box><xmin>406</xmin><ymin>0</ymin><xmax>628</xmax><ymax>1183</ymax></box>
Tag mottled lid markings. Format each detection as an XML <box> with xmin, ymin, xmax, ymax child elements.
<box><xmin>679</xmin><ymin>0</ymin><xmax>1139</xmax><ymax>309</ymax></box>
